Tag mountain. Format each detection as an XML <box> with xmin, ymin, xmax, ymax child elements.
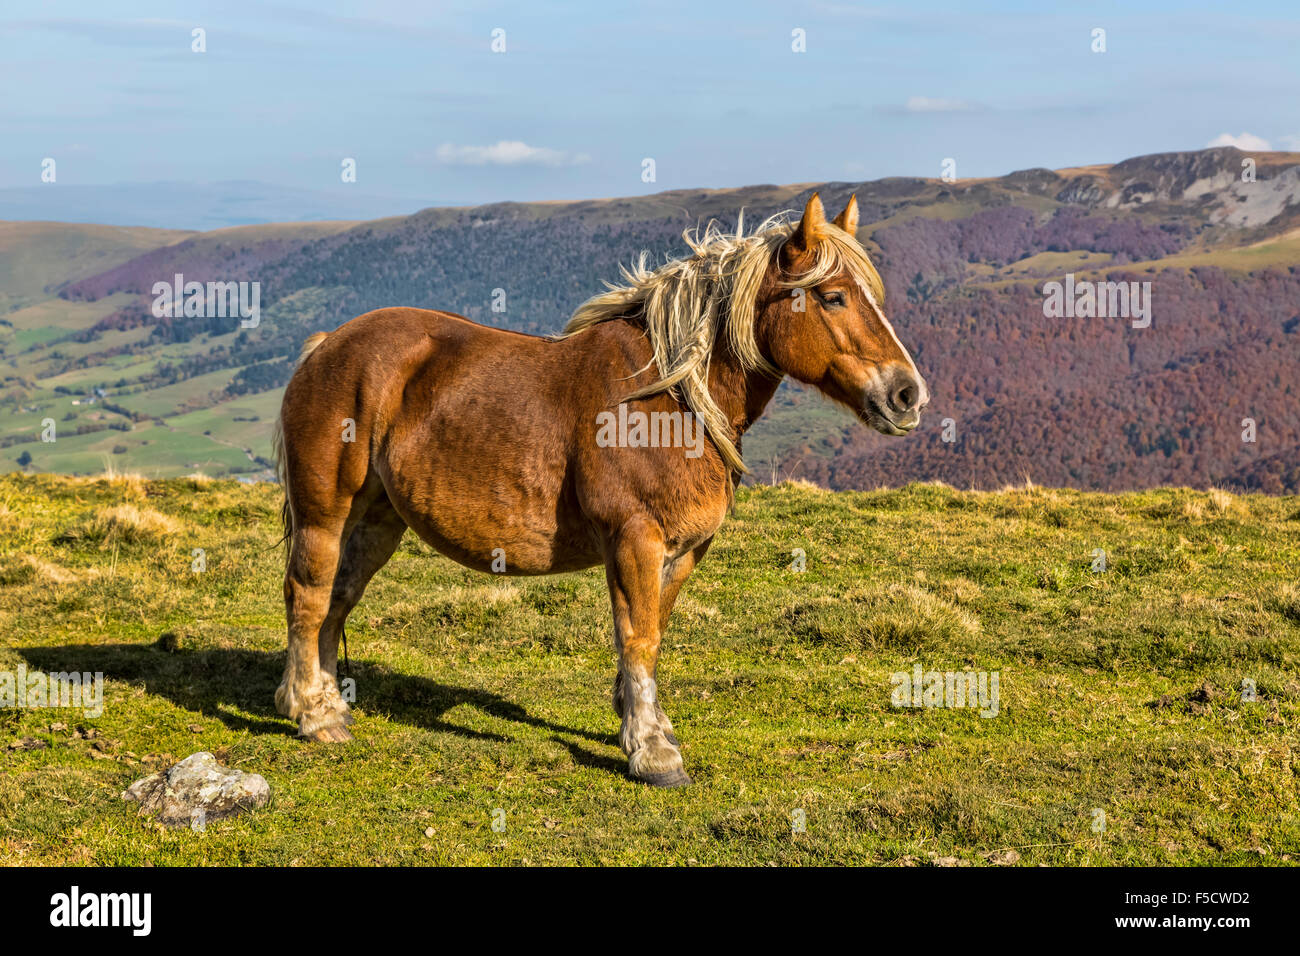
<box><xmin>2</xmin><ymin>147</ymin><xmax>1298</xmax><ymax>491</ymax></box>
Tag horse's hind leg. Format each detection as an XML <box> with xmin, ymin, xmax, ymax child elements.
<box><xmin>277</xmin><ymin>516</ymin><xmax>352</xmax><ymax>742</ymax></box>
<box><xmin>315</xmin><ymin>495</ymin><xmax>408</xmax><ymax>728</ymax></box>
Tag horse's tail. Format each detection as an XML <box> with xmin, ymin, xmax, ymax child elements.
<box><xmin>273</xmin><ymin>331</ymin><xmax>331</xmax><ymax>555</ymax></box>
<box><xmin>297</xmin><ymin>331</ymin><xmax>330</xmax><ymax>363</ymax></box>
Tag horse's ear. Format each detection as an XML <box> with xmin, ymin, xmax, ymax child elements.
<box><xmin>832</xmin><ymin>194</ymin><xmax>860</xmax><ymax>236</ymax></box>
<box><xmin>787</xmin><ymin>192</ymin><xmax>828</xmax><ymax>255</ymax></box>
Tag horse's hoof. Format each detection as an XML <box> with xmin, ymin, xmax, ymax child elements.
<box><xmin>637</xmin><ymin>767</ymin><xmax>692</xmax><ymax>788</ymax></box>
<box><xmin>302</xmin><ymin>725</ymin><xmax>354</xmax><ymax>743</ymax></box>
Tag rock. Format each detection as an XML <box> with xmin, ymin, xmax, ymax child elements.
<box><xmin>122</xmin><ymin>751</ymin><xmax>269</xmax><ymax>828</ymax></box>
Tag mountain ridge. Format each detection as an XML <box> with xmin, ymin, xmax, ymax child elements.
<box><xmin>2</xmin><ymin>146</ymin><xmax>1297</xmax><ymax>492</ymax></box>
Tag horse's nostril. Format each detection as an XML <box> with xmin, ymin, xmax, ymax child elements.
<box><xmin>891</xmin><ymin>382</ymin><xmax>918</xmax><ymax>413</ymax></box>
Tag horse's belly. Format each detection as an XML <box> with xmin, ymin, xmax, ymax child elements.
<box><xmin>382</xmin><ymin>446</ymin><xmax>597</xmax><ymax>575</ymax></box>
<box><xmin>407</xmin><ymin>513</ymin><xmax>600</xmax><ymax>575</ymax></box>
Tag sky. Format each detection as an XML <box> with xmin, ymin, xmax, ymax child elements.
<box><xmin>2</xmin><ymin>0</ymin><xmax>1298</xmax><ymax>222</ymax></box>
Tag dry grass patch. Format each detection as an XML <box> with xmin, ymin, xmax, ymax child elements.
<box><xmin>940</xmin><ymin>576</ymin><xmax>985</xmax><ymax>606</ymax></box>
<box><xmin>779</xmin><ymin>478</ymin><xmax>828</xmax><ymax>493</ymax></box>
<box><xmin>0</xmin><ymin>554</ymin><xmax>85</xmax><ymax>586</ymax></box>
<box><xmin>785</xmin><ymin>583</ymin><xmax>981</xmax><ymax>652</ymax></box>
<box><xmin>72</xmin><ymin>469</ymin><xmax>150</xmax><ymax>501</ymax></box>
<box><xmin>57</xmin><ymin>503</ymin><xmax>183</xmax><ymax>547</ymax></box>
<box><xmin>23</xmin><ymin>555</ymin><xmax>84</xmax><ymax>585</ymax></box>
<box><xmin>1208</xmin><ymin>487</ymin><xmax>1236</xmax><ymax>514</ymax></box>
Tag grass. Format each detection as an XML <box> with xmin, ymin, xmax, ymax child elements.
<box><xmin>0</xmin><ymin>474</ymin><xmax>1297</xmax><ymax>866</ymax></box>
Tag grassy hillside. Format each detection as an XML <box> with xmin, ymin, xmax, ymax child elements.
<box><xmin>0</xmin><ymin>222</ymin><xmax>192</xmax><ymax>314</ymax></box>
<box><xmin>1</xmin><ymin>474</ymin><xmax>1296</xmax><ymax>865</ymax></box>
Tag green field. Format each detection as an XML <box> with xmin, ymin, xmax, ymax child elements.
<box><xmin>4</xmin><ymin>423</ymin><xmax>257</xmax><ymax>478</ymax></box>
<box><xmin>0</xmin><ymin>221</ymin><xmax>289</xmax><ymax>482</ymax></box>
<box><xmin>1</xmin><ymin>288</ymin><xmax>280</xmax><ymax>479</ymax></box>
<box><xmin>1</xmin><ymin>474</ymin><xmax>1296</xmax><ymax>865</ymax></box>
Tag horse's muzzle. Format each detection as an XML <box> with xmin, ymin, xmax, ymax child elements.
<box><xmin>862</xmin><ymin>365</ymin><xmax>928</xmax><ymax>435</ymax></box>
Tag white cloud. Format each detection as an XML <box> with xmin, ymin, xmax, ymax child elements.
<box><xmin>434</xmin><ymin>140</ymin><xmax>590</xmax><ymax>167</ymax></box>
<box><xmin>1279</xmin><ymin>134</ymin><xmax>1300</xmax><ymax>151</ymax></box>
<box><xmin>904</xmin><ymin>96</ymin><xmax>974</xmax><ymax>113</ymax></box>
<box><xmin>1206</xmin><ymin>132</ymin><xmax>1272</xmax><ymax>151</ymax></box>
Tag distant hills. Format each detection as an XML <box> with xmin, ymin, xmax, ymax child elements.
<box><xmin>2</xmin><ymin>147</ymin><xmax>1298</xmax><ymax>492</ymax></box>
<box><xmin>0</xmin><ymin>181</ymin><xmax>436</xmax><ymax>231</ymax></box>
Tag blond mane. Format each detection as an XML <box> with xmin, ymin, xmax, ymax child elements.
<box><xmin>561</xmin><ymin>212</ymin><xmax>886</xmax><ymax>472</ymax></box>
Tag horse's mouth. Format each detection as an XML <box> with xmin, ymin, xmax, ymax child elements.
<box><xmin>858</xmin><ymin>404</ymin><xmax>920</xmax><ymax>436</ymax></box>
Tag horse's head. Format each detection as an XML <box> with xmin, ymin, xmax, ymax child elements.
<box><xmin>760</xmin><ymin>193</ymin><xmax>928</xmax><ymax>436</ymax></box>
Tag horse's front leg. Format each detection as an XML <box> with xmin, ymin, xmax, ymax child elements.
<box><xmin>605</xmin><ymin>516</ymin><xmax>690</xmax><ymax>787</ymax></box>
<box><xmin>611</xmin><ymin>537</ymin><xmax>713</xmax><ymax>748</ymax></box>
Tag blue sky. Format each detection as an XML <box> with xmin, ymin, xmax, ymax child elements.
<box><xmin>2</xmin><ymin>0</ymin><xmax>1298</xmax><ymax>215</ymax></box>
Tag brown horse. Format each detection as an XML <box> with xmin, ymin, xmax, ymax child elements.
<box><xmin>273</xmin><ymin>193</ymin><xmax>928</xmax><ymax>786</ymax></box>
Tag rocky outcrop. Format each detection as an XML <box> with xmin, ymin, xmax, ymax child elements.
<box><xmin>122</xmin><ymin>751</ymin><xmax>270</xmax><ymax>828</ymax></box>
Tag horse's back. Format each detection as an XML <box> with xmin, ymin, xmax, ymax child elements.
<box><xmin>314</xmin><ymin>306</ymin><xmax>547</xmax><ymax>370</ymax></box>
<box><xmin>286</xmin><ymin>306</ymin><xmax>561</xmax><ymax>421</ymax></box>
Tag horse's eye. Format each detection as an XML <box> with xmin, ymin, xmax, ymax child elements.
<box><xmin>820</xmin><ymin>291</ymin><xmax>846</xmax><ymax>308</ymax></box>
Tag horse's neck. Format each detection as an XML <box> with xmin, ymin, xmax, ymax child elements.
<box><xmin>590</xmin><ymin>311</ymin><xmax>782</xmax><ymax>440</ymax></box>
<box><xmin>707</xmin><ymin>342</ymin><xmax>783</xmax><ymax>439</ymax></box>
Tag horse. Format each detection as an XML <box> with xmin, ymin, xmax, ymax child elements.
<box><xmin>272</xmin><ymin>193</ymin><xmax>928</xmax><ymax>787</ymax></box>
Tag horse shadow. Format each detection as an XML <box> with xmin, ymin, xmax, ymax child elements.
<box><xmin>14</xmin><ymin>642</ymin><xmax>627</xmax><ymax>776</ymax></box>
